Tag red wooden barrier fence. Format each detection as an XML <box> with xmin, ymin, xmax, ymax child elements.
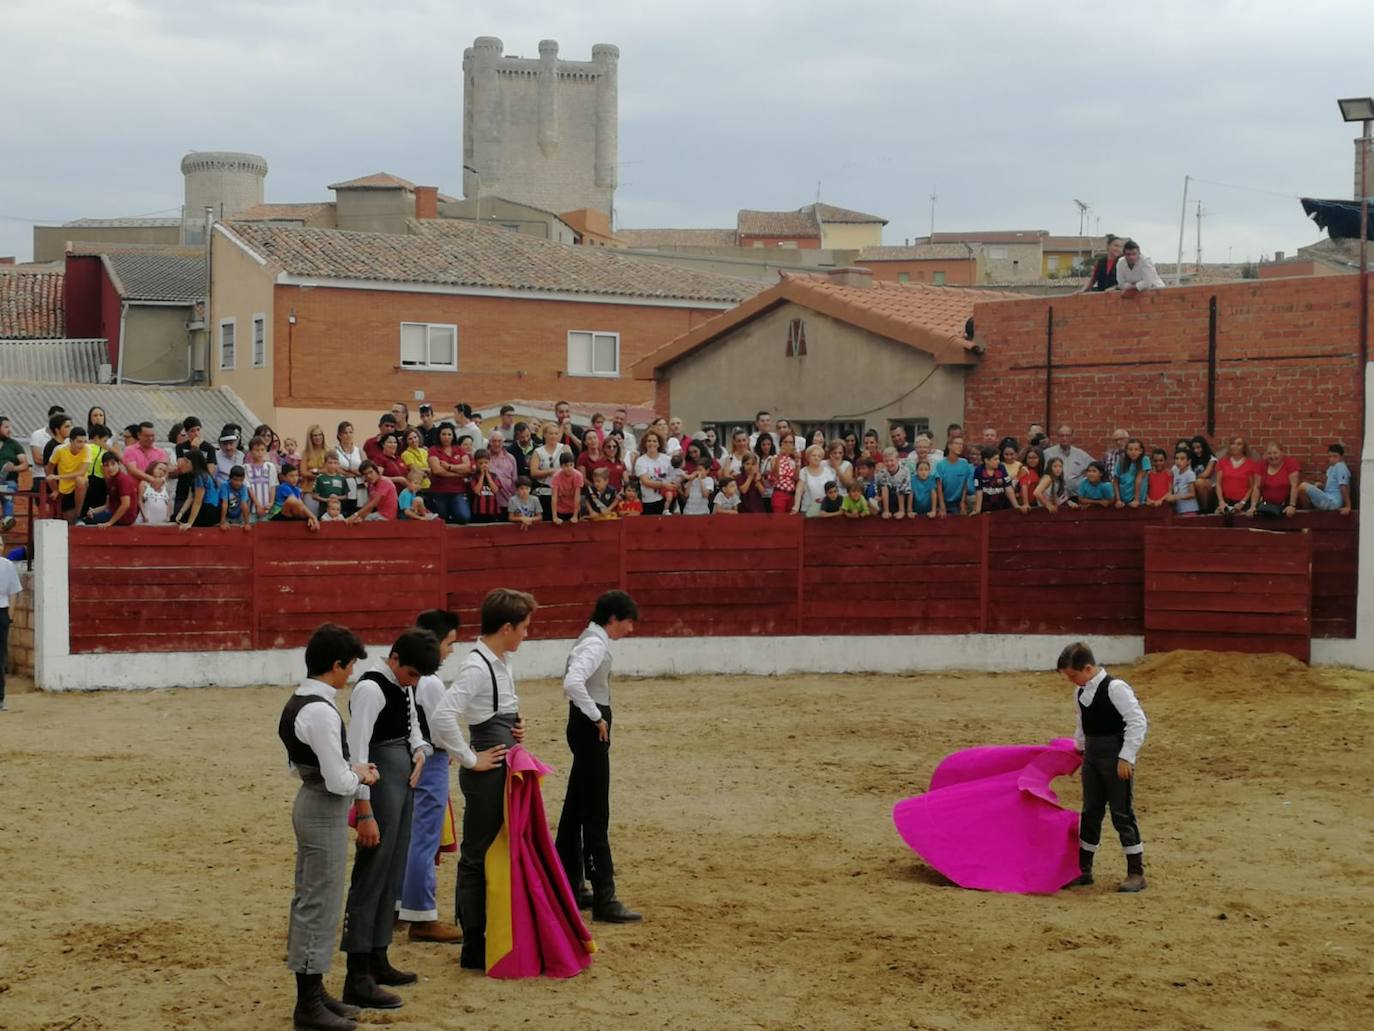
<box><xmin>62</xmin><ymin>510</ymin><xmax>1358</xmax><ymax>655</ymax></box>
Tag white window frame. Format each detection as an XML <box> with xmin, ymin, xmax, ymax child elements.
<box><xmin>566</xmin><ymin>330</ymin><xmax>621</xmax><ymax>378</ymax></box>
<box><xmin>399</xmin><ymin>321</ymin><xmax>459</xmax><ymax>372</ymax></box>
<box><xmin>251</xmin><ymin>313</ymin><xmax>266</xmax><ymax>368</ymax></box>
<box><xmin>218</xmin><ymin>317</ymin><xmax>236</xmax><ymax>371</ymax></box>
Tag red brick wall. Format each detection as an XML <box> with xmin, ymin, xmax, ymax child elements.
<box><xmin>273</xmin><ymin>286</ymin><xmax>722</xmax><ymax>410</ymax></box>
<box><xmin>864</xmin><ymin>259</ymin><xmax>976</xmax><ymax>285</ymax></box>
<box><xmin>966</xmin><ymin>276</ymin><xmax>1371</xmax><ymax>481</ymax></box>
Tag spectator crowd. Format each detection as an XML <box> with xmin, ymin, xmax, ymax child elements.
<box><xmin>0</xmin><ymin>399</ymin><xmax>1355</xmax><ymax>536</ymax></box>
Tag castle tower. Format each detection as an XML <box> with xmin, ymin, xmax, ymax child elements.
<box><xmin>180</xmin><ymin>151</ymin><xmax>267</xmax><ymax>243</ymax></box>
<box><xmin>461</xmin><ymin>37</ymin><xmax>618</xmax><ymax>218</ymax></box>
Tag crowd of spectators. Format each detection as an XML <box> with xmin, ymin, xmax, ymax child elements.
<box><xmin>0</xmin><ymin>400</ymin><xmax>1355</xmax><ymax>535</ymax></box>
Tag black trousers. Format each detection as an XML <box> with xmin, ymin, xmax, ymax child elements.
<box><xmin>0</xmin><ymin>608</ymin><xmax>10</xmax><ymax>705</ymax></box>
<box><xmin>556</xmin><ymin>703</ymin><xmax>615</xmax><ymax>894</ymax></box>
<box><xmin>456</xmin><ymin>715</ymin><xmax>519</xmax><ymax>964</ymax></box>
<box><xmin>1079</xmin><ymin>736</ymin><xmax>1143</xmax><ymax>855</ymax></box>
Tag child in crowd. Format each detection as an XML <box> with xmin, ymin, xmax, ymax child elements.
<box><xmin>507</xmin><ymin>476</ymin><xmax>542</xmax><ymax>529</ymax></box>
<box><xmin>1017</xmin><ymin>448</ymin><xmax>1044</xmax><ymax>509</ymax></box>
<box><xmin>1075</xmin><ymin>462</ymin><xmax>1116</xmax><ymax>508</ymax></box>
<box><xmin>712</xmin><ymin>477</ymin><xmax>741</xmax><ymax>514</ymax></box>
<box><xmin>814</xmin><ymin>480</ymin><xmax>844</xmax><ymax>518</ymax></box>
<box><xmin>935</xmin><ymin>439</ymin><xmax>974</xmax><ymax>516</ymax></box>
<box><xmin>268</xmin><ymin>464</ymin><xmax>321</xmax><ymax>530</ymax></box>
<box><xmin>550</xmin><ymin>451</ymin><xmax>586</xmax><ymax>525</ymax></box>
<box><xmin>971</xmin><ymin>446</ymin><xmax>1015</xmax><ymax>514</ymax></box>
<box><xmin>348</xmin><ymin>461</ymin><xmax>398</xmax><ymax>523</ymax></box>
<box><xmin>281</xmin><ymin>437</ymin><xmax>302</xmax><ymax>469</ymax></box>
<box><xmin>311</xmin><ymin>452</ymin><xmax>351</xmax><ymax>516</ymax></box>
<box><xmin>245</xmin><ymin>435</ymin><xmax>279</xmax><ymax>522</ymax></box>
<box><xmin>1144</xmin><ymin>448</ymin><xmax>1174</xmax><ymax>507</ymax></box>
<box><xmin>583</xmin><ymin>467</ymin><xmax>620</xmax><ymax>520</ymax></box>
<box><xmin>619</xmin><ymin>482</ymin><xmax>644</xmax><ymax>516</ymax></box>
<box><xmin>1112</xmin><ymin>438</ymin><xmax>1150</xmax><ymax>508</ymax></box>
<box><xmin>139</xmin><ymin>460</ymin><xmax>172</xmax><ymax>525</ymax></box>
<box><xmin>734</xmin><ymin>454</ymin><xmax>765</xmax><ymax>513</ymax></box>
<box><xmin>682</xmin><ymin>460</ymin><xmax>715</xmax><ymax>516</ymax></box>
<box><xmin>877</xmin><ymin>447</ymin><xmax>913</xmax><ymax>519</ymax></box>
<box><xmin>1034</xmin><ymin>457</ymin><xmax>1070</xmax><ymax>512</ymax></box>
<box><xmin>660</xmin><ymin>454</ymin><xmax>685</xmax><ymax>514</ymax></box>
<box><xmin>770</xmin><ymin>435</ymin><xmax>799</xmax><ymax>514</ymax></box>
<box><xmin>841</xmin><ymin>481</ymin><xmax>873</xmax><ymax>519</ymax></box>
<box><xmin>221</xmin><ymin>466</ymin><xmax>253</xmax><ymax>531</ymax></box>
<box><xmin>398</xmin><ymin>468</ymin><xmax>439</xmax><ymax>521</ymax></box>
<box><xmin>911</xmin><ymin>459</ymin><xmax>942</xmax><ymax>518</ymax></box>
<box><xmin>855</xmin><ymin>458</ymin><xmax>879</xmax><ymax>510</ymax></box>
<box><xmin>1163</xmin><ymin>449</ymin><xmax>1199</xmax><ymax>515</ymax></box>
<box><xmin>1300</xmin><ymin>443</ymin><xmax>1352</xmax><ymax>514</ymax></box>
<box><xmin>469</xmin><ymin>450</ymin><xmax>501</xmax><ymax>524</ymax></box>
<box><xmin>320</xmin><ymin>497</ymin><xmax>346</xmax><ymax>522</ymax></box>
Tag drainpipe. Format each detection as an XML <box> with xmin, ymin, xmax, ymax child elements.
<box><xmin>115</xmin><ymin>300</ymin><xmax>128</xmax><ymax>385</ymax></box>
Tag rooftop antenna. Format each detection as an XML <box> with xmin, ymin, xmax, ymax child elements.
<box><xmin>1073</xmin><ymin>198</ymin><xmax>1091</xmax><ymax>265</ymax></box>
<box><xmin>929</xmin><ymin>186</ymin><xmax>937</xmax><ymax>237</ymax></box>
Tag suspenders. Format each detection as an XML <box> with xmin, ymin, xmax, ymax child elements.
<box><xmin>471</xmin><ymin>649</ymin><xmax>500</xmax><ymax>714</ymax></box>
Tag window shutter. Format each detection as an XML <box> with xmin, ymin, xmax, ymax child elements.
<box><xmin>592</xmin><ymin>333</ymin><xmax>618</xmax><ymax>374</ymax></box>
<box><xmin>568</xmin><ymin>331</ymin><xmax>593</xmax><ymax>375</ymax></box>
<box><xmin>400</xmin><ymin>324</ymin><xmax>428</xmax><ymax>367</ymax></box>
<box><xmin>428</xmin><ymin>325</ymin><xmax>457</xmax><ymax>368</ymax></box>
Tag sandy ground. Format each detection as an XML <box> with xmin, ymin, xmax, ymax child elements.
<box><xmin>1</xmin><ymin>652</ymin><xmax>1372</xmax><ymax>1031</ymax></box>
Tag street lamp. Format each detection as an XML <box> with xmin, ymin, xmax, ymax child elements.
<box><xmin>1339</xmin><ymin>97</ymin><xmax>1372</xmax><ymax>366</ymax></box>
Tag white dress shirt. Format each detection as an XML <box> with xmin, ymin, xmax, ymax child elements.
<box><xmin>291</xmin><ymin>679</ymin><xmax>360</xmax><ymax>797</ymax></box>
<box><xmin>456</xmin><ymin>420</ymin><xmax>485</xmax><ymax>453</ymax></box>
<box><xmin>347</xmin><ymin>662</ymin><xmax>428</xmax><ymax>800</ymax></box>
<box><xmin>414</xmin><ymin>671</ymin><xmax>472</xmax><ymax>766</ymax></box>
<box><xmin>1073</xmin><ymin>668</ymin><xmax>1148</xmax><ymax>764</ymax></box>
<box><xmin>564</xmin><ymin>623</ymin><xmax>610</xmax><ymax>723</ymax></box>
<box><xmin>429</xmin><ymin>640</ymin><xmax>520</xmax><ymax>769</ymax></box>
<box><xmin>1117</xmin><ymin>256</ymin><xmax>1165</xmax><ymax>291</ymax></box>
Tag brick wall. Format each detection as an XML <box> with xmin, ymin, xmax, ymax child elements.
<box><xmin>967</xmin><ymin>276</ymin><xmax>1371</xmax><ymax>481</ymax></box>
<box><xmin>864</xmin><ymin>259</ymin><xmax>976</xmax><ymax>285</ymax></box>
<box><xmin>4</xmin><ymin>570</ymin><xmax>33</xmax><ymax>677</ymax></box>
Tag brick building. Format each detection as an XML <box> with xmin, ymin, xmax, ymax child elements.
<box><xmin>209</xmin><ymin>218</ymin><xmax>757</xmax><ymax>442</ymax></box>
<box><xmin>856</xmin><ymin>243</ymin><xmax>980</xmax><ymax>285</ymax></box>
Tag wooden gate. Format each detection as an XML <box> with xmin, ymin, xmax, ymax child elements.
<box><xmin>1143</xmin><ymin>525</ymin><xmax>1313</xmax><ymax>662</ymax></box>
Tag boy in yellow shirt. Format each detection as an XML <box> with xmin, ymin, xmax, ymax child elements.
<box><xmin>51</xmin><ymin>426</ymin><xmax>93</xmax><ymax>523</ymax></box>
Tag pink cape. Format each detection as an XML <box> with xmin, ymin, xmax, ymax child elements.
<box><xmin>484</xmin><ymin>745</ymin><xmax>596</xmax><ymax>978</ymax></box>
<box><xmin>891</xmin><ymin>738</ymin><xmax>1083</xmax><ymax>894</ymax></box>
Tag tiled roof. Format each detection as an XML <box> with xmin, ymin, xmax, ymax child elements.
<box><xmin>617</xmin><ymin>228</ymin><xmax>739</xmax><ymax>248</ymax></box>
<box><xmin>0</xmin><ymin>383</ymin><xmax>259</xmax><ymax>442</ymax></box>
<box><xmin>0</xmin><ymin>271</ymin><xmax>64</xmax><ymax>339</ymax></box>
<box><xmin>813</xmin><ymin>202</ymin><xmax>887</xmax><ymax>225</ymax></box>
<box><xmin>66</xmin><ymin>242</ymin><xmax>202</xmax><ymax>259</ymax></box>
<box><xmin>632</xmin><ymin>273</ymin><xmax>1022</xmax><ymax>378</ymax></box>
<box><xmin>1041</xmin><ymin>235</ymin><xmax>1106</xmax><ymax>251</ymax></box>
<box><xmin>737</xmin><ymin>208</ymin><xmax>820</xmax><ymax>238</ymax></box>
<box><xmin>0</xmin><ymin>338</ymin><xmax>106</xmax><ymax>381</ymax></box>
<box><xmin>236</xmin><ymin>202</ymin><xmax>338</xmax><ymax>226</ymax></box>
<box><xmin>103</xmin><ymin>252</ymin><xmax>206</xmax><ymax>303</ymax></box>
<box><xmin>859</xmin><ymin>243</ymin><xmax>976</xmax><ymax>261</ymax></box>
<box><xmin>930</xmin><ymin>230</ymin><xmax>1047</xmax><ymax>244</ymax></box>
<box><xmin>222</xmin><ymin>220</ymin><xmax>760</xmax><ymax>305</ymax></box>
<box><xmin>63</xmin><ymin>216</ymin><xmax>182</xmax><ymax>228</ymax></box>
<box><xmin>327</xmin><ymin>172</ymin><xmax>416</xmax><ymax>190</ymax></box>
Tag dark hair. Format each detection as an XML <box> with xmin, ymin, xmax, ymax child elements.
<box><xmin>1116</xmin><ymin>437</ymin><xmax>1146</xmax><ymax>479</ymax></box>
<box><xmin>379</xmin><ymin>414</ymin><xmax>398</xmax><ymax>427</ymax></box>
<box><xmin>455</xmin><ymin>402</ymin><xmax>473</xmax><ymax>418</ymax></box>
<box><xmin>86</xmin><ymin>406</ymin><xmax>106</xmax><ymax>427</ymax></box>
<box><xmin>500</xmin><ymin>404</ymin><xmax>515</xmax><ymax>415</ymax></box>
<box><xmin>479</xmin><ymin>588</ymin><xmax>538</xmax><ymax>636</ymax></box>
<box><xmin>185</xmin><ymin>447</ymin><xmax>210</xmax><ymax>477</ymax></box>
<box><xmin>998</xmin><ymin>436</ymin><xmax>1019</xmax><ymax>455</ymax></box>
<box><xmin>858</xmin><ymin>457</ymin><xmax>876</xmax><ymax>470</ymax></box>
<box><xmin>824</xmin><ymin>480</ymin><xmax>838</xmax><ymax>491</ymax></box>
<box><xmin>754</xmin><ymin>433</ymin><xmax>775</xmax><ymax>457</ymax></box>
<box><xmin>981</xmin><ymin>445</ymin><xmax>998</xmax><ymax>461</ymax></box>
<box><xmin>513</xmin><ymin>421</ymin><xmax>529</xmax><ymax>434</ymax></box>
<box><xmin>304</xmin><ymin>623</ymin><xmax>368</xmax><ymax>678</ymax></box>
<box><xmin>248</xmin><ymin>435</ymin><xmax>268</xmax><ymax>451</ymax></box>
<box><xmin>1056</xmin><ymin>641</ymin><xmax>1096</xmax><ymax>671</ymax></box>
<box><xmin>1174</xmin><ymin>448</ymin><xmax>1191</xmax><ymax>461</ymax></box>
<box><xmin>515</xmin><ymin>475</ymin><xmax>533</xmax><ymax>489</ymax></box>
<box><xmin>336</xmin><ymin>420</ymin><xmax>353</xmax><ymax>437</ymax></box>
<box><xmin>755</xmin><ymin>409</ymin><xmax>770</xmax><ymax>421</ymax></box>
<box><xmin>280</xmin><ymin>463</ymin><xmax>297</xmax><ymax>476</ymax></box>
<box><xmin>415</xmin><ymin>608</ymin><xmax>461</xmax><ymax>640</ymax></box>
<box><xmin>389</xmin><ymin>628</ymin><xmax>442</xmax><ymax>676</ymax></box>
<box><xmin>124</xmin><ymin>423</ymin><xmax>141</xmax><ymax>438</ymax></box>
<box><xmin>1329</xmin><ymin>442</ymin><xmax>1346</xmax><ymax>456</ymax></box>
<box><xmin>473</xmin><ymin>448</ymin><xmax>490</xmax><ymax>462</ymax></box>
<box><xmin>100</xmin><ymin>451</ymin><xmax>119</xmax><ymax>466</ymax></box>
<box><xmin>47</xmin><ymin>404</ymin><xmax>65</xmax><ymax>417</ymax></box>
<box><xmin>1105</xmin><ymin>233</ymin><xmax>1118</xmax><ymax>244</ymax></box>
<box><xmin>457</xmin><ymin>434</ymin><xmax>473</xmax><ymax>447</ymax></box>
<box><xmin>88</xmin><ymin>424</ymin><xmax>112</xmax><ymax>441</ymax></box>
<box><xmin>1086</xmin><ymin>460</ymin><xmax>1107</xmax><ymax>477</ymax></box>
<box><xmin>591</xmin><ymin>590</ymin><xmax>639</xmax><ymax>626</ymax></box>
<box><xmin>1122</xmin><ymin>239</ymin><xmax>1139</xmax><ymax>253</ymax></box>
<box><xmin>168</xmin><ymin>421</ymin><xmax>184</xmax><ymax>444</ymax></box>
<box><xmin>49</xmin><ymin>413</ymin><xmax>71</xmax><ymax>432</ymax></box>
<box><xmin>1190</xmin><ymin>435</ymin><xmax>1214</xmax><ymax>463</ymax></box>
<box><xmin>358</xmin><ymin>460</ymin><xmax>378</xmax><ymax>475</ymax></box>
<box><xmin>69</xmin><ymin>424</ymin><xmax>88</xmax><ymax>440</ymax></box>
<box><xmin>183</xmin><ymin>416</ymin><xmax>202</xmax><ymax>431</ymax></box>
<box><xmin>558</xmin><ymin>451</ymin><xmax>575</xmax><ymax>466</ymax></box>
<box><xmin>1151</xmin><ymin>447</ymin><xmax>1168</xmax><ymax>460</ymax></box>
<box><xmin>229</xmin><ymin>464</ymin><xmax>246</xmax><ymax>479</ymax></box>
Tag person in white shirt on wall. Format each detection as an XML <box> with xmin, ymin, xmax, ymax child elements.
<box><xmin>429</xmin><ymin>588</ymin><xmax>536</xmax><ymax>971</ymax></box>
<box><xmin>1058</xmin><ymin>641</ymin><xmax>1149</xmax><ymax>894</ymax></box>
<box><xmin>1115</xmin><ymin>239</ymin><xmax>1165</xmax><ymax>292</ymax></box>
<box><xmin>278</xmin><ymin>623</ymin><xmax>376</xmax><ymax>1031</ymax></box>
<box><xmin>339</xmin><ymin>630</ymin><xmax>439</xmax><ymax>1011</ymax></box>
<box><xmin>556</xmin><ymin>590</ymin><xmax>644</xmax><ymax>924</ymax></box>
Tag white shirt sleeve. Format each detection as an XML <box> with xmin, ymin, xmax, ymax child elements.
<box><xmin>563</xmin><ymin>635</ymin><xmax>608</xmax><ymax>723</ymax></box>
<box><xmin>430</xmin><ymin>679</ymin><xmax>479</xmax><ymax>769</ymax></box>
<box><xmin>347</xmin><ymin>679</ymin><xmax>384</xmax><ymax>800</ymax></box>
<box><xmin>1107</xmin><ymin>679</ymin><xmax>1148</xmax><ymax>763</ymax></box>
<box><xmin>405</xmin><ymin>686</ymin><xmax>431</xmax><ymax>758</ymax></box>
<box><xmin>294</xmin><ymin>703</ymin><xmax>360</xmax><ymax>797</ymax></box>
<box><xmin>1072</xmin><ymin>690</ymin><xmax>1085</xmax><ymax>752</ymax></box>
<box><xmin>0</xmin><ymin>559</ymin><xmax>21</xmax><ymax>599</ymax></box>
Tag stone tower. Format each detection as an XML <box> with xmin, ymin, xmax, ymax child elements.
<box><xmin>462</xmin><ymin>37</ymin><xmax>618</xmax><ymax>218</ymax></box>
<box><xmin>181</xmin><ymin>151</ymin><xmax>267</xmax><ymax>243</ymax></box>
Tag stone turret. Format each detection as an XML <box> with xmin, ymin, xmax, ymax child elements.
<box><xmin>181</xmin><ymin>151</ymin><xmax>267</xmax><ymax>243</ymax></box>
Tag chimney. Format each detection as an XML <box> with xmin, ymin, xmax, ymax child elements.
<box><xmin>827</xmin><ymin>266</ymin><xmax>874</xmax><ymax>288</ymax></box>
<box><xmin>415</xmin><ymin>185</ymin><xmax>439</xmax><ymax>220</ymax></box>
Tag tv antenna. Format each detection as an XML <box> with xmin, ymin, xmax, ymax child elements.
<box><xmin>1073</xmin><ymin>198</ymin><xmax>1091</xmax><ymax>236</ymax></box>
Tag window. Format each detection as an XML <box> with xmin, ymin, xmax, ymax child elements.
<box><xmin>251</xmin><ymin>314</ymin><xmax>266</xmax><ymax>368</ymax></box>
<box><xmin>932</xmin><ymin>271</ymin><xmax>946</xmax><ymax>286</ymax></box>
<box><xmin>786</xmin><ymin>318</ymin><xmax>807</xmax><ymax>357</ymax></box>
<box><xmin>1046</xmin><ymin>255</ymin><xmax>1061</xmax><ymax>271</ymax></box>
<box><xmin>567</xmin><ymin>331</ymin><xmax>620</xmax><ymax>377</ymax></box>
<box><xmin>400</xmin><ymin>322</ymin><xmax>458</xmax><ymax>371</ymax></box>
<box><xmin>988</xmin><ymin>246</ymin><xmax>1008</xmax><ymax>260</ymax></box>
<box><xmin>897</xmin><ymin>272</ymin><xmax>910</xmax><ymax>283</ymax></box>
<box><xmin>218</xmin><ymin>318</ymin><xmax>235</xmax><ymax>371</ymax></box>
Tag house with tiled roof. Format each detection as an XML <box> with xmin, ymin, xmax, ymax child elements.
<box><xmin>0</xmin><ymin>269</ymin><xmax>65</xmax><ymax>339</ymax></box>
<box><xmin>631</xmin><ymin>267</ymin><xmax>1017</xmax><ymax>444</ymax></box>
<box><xmin>736</xmin><ymin>202</ymin><xmax>888</xmax><ymax>250</ymax></box>
<box><xmin>857</xmin><ymin>243</ymin><xmax>982</xmax><ymax>286</ymax></box>
<box><xmin>208</xmin><ymin>217</ymin><xmax>761</xmax><ymax>444</ymax></box>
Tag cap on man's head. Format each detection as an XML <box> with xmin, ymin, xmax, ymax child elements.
<box><xmin>219</xmin><ymin>432</ymin><xmax>238</xmax><ymax>443</ymax></box>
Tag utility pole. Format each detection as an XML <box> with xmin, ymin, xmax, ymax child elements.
<box><xmin>1174</xmin><ymin>175</ymin><xmax>1190</xmax><ymax>285</ymax></box>
<box><xmin>929</xmin><ymin>187</ymin><xmax>937</xmax><ymax>238</ymax></box>
<box><xmin>1195</xmin><ymin>200</ymin><xmax>1204</xmax><ymax>271</ymax></box>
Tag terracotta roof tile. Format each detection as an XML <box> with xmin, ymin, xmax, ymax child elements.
<box><xmin>617</xmin><ymin>228</ymin><xmax>739</xmax><ymax>248</ymax></box>
<box><xmin>0</xmin><ymin>270</ymin><xmax>64</xmax><ymax>339</ymax></box>
<box><xmin>737</xmin><ymin>207</ymin><xmax>820</xmax><ymax>238</ymax></box>
<box><xmin>812</xmin><ymin>202</ymin><xmax>887</xmax><ymax>225</ymax></box>
<box><xmin>222</xmin><ymin>220</ymin><xmax>760</xmax><ymax>306</ymax></box>
<box><xmin>327</xmin><ymin>172</ymin><xmax>416</xmax><ymax>191</ymax></box>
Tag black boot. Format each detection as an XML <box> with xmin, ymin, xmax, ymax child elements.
<box><xmin>1065</xmin><ymin>847</ymin><xmax>1095</xmax><ymax>889</ymax></box>
<box><xmin>574</xmin><ymin>882</ymin><xmax>595</xmax><ymax>910</ymax></box>
<box><xmin>1118</xmin><ymin>852</ymin><xmax>1146</xmax><ymax>893</ymax></box>
<box><xmin>341</xmin><ymin>952</ymin><xmax>402</xmax><ymax>1010</ymax></box>
<box><xmin>370</xmin><ymin>946</ymin><xmax>418</xmax><ymax>986</ymax></box>
<box><xmin>592</xmin><ymin>881</ymin><xmax>643</xmax><ymax>924</ymax></box>
<box><xmin>319</xmin><ymin>988</ymin><xmax>360</xmax><ymax>1022</ymax></box>
<box><xmin>293</xmin><ymin>973</ymin><xmax>358</xmax><ymax>1030</ymax></box>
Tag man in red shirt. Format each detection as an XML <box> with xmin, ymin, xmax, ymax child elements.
<box><xmin>348</xmin><ymin>461</ymin><xmax>399</xmax><ymax>522</ymax></box>
<box><xmin>363</xmin><ymin>414</ymin><xmax>400</xmax><ymax>464</ymax></box>
<box><xmin>88</xmin><ymin>453</ymin><xmax>141</xmax><ymax>526</ymax></box>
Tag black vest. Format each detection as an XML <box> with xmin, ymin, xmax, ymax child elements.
<box><xmin>1077</xmin><ymin>675</ymin><xmax>1125</xmax><ymax>737</ymax></box>
<box><xmin>1090</xmin><ymin>256</ymin><xmax>1118</xmax><ymax>292</ymax></box>
<box><xmin>354</xmin><ymin>670</ymin><xmax>415</xmax><ymax>745</ymax></box>
<box><xmin>279</xmin><ymin>694</ymin><xmax>349</xmax><ymax>768</ymax></box>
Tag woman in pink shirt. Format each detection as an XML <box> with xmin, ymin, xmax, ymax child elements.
<box><xmin>1250</xmin><ymin>441</ymin><xmax>1300</xmax><ymax>518</ymax></box>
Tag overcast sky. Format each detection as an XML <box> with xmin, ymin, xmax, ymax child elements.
<box><xmin>4</xmin><ymin>1</ymin><xmax>1372</xmax><ymax>264</ymax></box>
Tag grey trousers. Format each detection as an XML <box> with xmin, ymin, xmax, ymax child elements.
<box><xmin>286</xmin><ymin>776</ymin><xmax>351</xmax><ymax>974</ymax></box>
<box><xmin>340</xmin><ymin>742</ymin><xmax>414</xmax><ymax>954</ymax></box>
